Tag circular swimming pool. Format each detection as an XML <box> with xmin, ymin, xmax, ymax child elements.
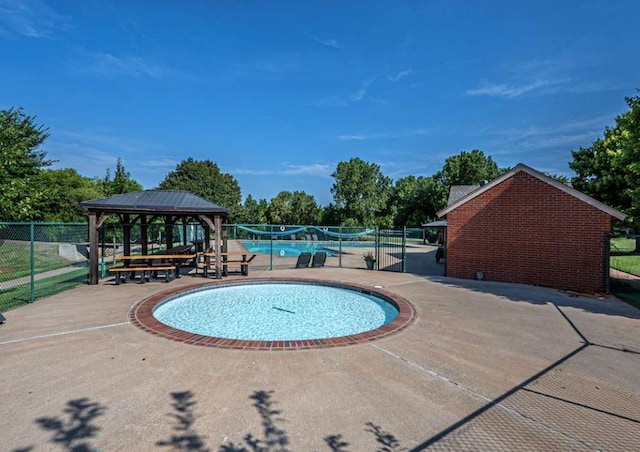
<box><xmin>154</xmin><ymin>282</ymin><xmax>398</xmax><ymax>341</ymax></box>
<box><xmin>130</xmin><ymin>279</ymin><xmax>415</xmax><ymax>350</ymax></box>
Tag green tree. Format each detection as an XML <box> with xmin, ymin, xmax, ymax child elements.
<box><xmin>570</xmin><ymin>91</ymin><xmax>640</xmax><ymax>241</ymax></box>
<box><xmin>330</xmin><ymin>157</ymin><xmax>393</xmax><ymax>226</ymax></box>
<box><xmin>35</xmin><ymin>168</ymin><xmax>103</xmax><ymax>222</ymax></box>
<box><xmin>267</xmin><ymin>191</ymin><xmax>321</xmax><ymax>225</ymax></box>
<box><xmin>434</xmin><ymin>149</ymin><xmax>504</xmax><ymax>202</ymax></box>
<box><xmin>544</xmin><ymin>173</ymin><xmax>571</xmax><ymax>184</ymax></box>
<box><xmin>391</xmin><ymin>175</ymin><xmax>446</xmax><ymax>227</ymax></box>
<box><xmin>158</xmin><ymin>158</ymin><xmax>242</xmax><ymax>218</ymax></box>
<box><xmin>320</xmin><ymin>203</ymin><xmax>342</xmax><ymax>226</ymax></box>
<box><xmin>101</xmin><ymin>157</ymin><xmax>143</xmax><ymax>196</ymax></box>
<box><xmin>0</xmin><ymin>107</ymin><xmax>52</xmax><ymax>221</ymax></box>
<box><xmin>234</xmin><ymin>195</ymin><xmax>269</xmax><ymax>224</ymax></box>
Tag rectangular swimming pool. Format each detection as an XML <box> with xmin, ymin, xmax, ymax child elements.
<box><xmin>240</xmin><ymin>240</ymin><xmax>375</xmax><ymax>257</ymax></box>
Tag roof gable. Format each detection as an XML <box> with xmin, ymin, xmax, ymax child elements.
<box><xmin>437</xmin><ymin>164</ymin><xmax>626</xmax><ymax>221</ymax></box>
<box><xmin>448</xmin><ymin>185</ymin><xmax>480</xmax><ymax>206</ymax></box>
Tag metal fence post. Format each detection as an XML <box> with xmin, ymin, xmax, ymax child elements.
<box><xmin>269</xmin><ymin>225</ymin><xmax>273</xmax><ymax>271</ymax></box>
<box><xmin>29</xmin><ymin>222</ymin><xmax>35</xmax><ymax>303</ymax></box>
<box><xmin>338</xmin><ymin>226</ymin><xmax>342</xmax><ymax>268</ymax></box>
<box><xmin>604</xmin><ymin>232</ymin><xmax>611</xmax><ymax>292</ymax></box>
<box><xmin>375</xmin><ymin>227</ymin><xmax>379</xmax><ymax>270</ymax></box>
<box><xmin>402</xmin><ymin>226</ymin><xmax>407</xmax><ymax>273</ymax></box>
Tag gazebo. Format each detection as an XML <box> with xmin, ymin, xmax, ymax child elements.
<box><xmin>80</xmin><ymin>190</ymin><xmax>229</xmax><ymax>284</ymax></box>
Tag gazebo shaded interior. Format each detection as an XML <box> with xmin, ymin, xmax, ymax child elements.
<box><xmin>80</xmin><ymin>190</ymin><xmax>229</xmax><ymax>284</ymax></box>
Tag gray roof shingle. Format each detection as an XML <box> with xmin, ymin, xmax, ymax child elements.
<box><xmin>447</xmin><ymin>185</ymin><xmax>480</xmax><ymax>206</ymax></box>
<box><xmin>80</xmin><ymin>190</ymin><xmax>229</xmax><ymax>215</ymax></box>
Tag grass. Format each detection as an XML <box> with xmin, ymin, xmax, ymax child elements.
<box><xmin>610</xmin><ymin>237</ymin><xmax>637</xmax><ymax>253</ymax></box>
<box><xmin>0</xmin><ymin>240</ymin><xmax>76</xmax><ymax>282</ymax></box>
<box><xmin>610</xmin><ymin>255</ymin><xmax>640</xmax><ymax>277</ymax></box>
<box><xmin>0</xmin><ymin>268</ymin><xmax>87</xmax><ymax>312</ymax></box>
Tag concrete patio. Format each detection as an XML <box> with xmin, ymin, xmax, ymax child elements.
<box><xmin>1</xmin><ymin>266</ymin><xmax>639</xmax><ymax>451</ymax></box>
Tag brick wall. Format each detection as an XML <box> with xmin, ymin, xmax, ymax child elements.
<box><xmin>445</xmin><ymin>172</ymin><xmax>612</xmax><ymax>293</ymax></box>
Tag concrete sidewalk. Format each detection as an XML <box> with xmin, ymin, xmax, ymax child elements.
<box><xmin>0</xmin><ymin>268</ymin><xmax>638</xmax><ymax>451</ymax></box>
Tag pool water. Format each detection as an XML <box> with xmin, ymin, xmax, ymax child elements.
<box><xmin>241</xmin><ymin>240</ymin><xmax>375</xmax><ymax>257</ymax></box>
<box><xmin>153</xmin><ymin>282</ymin><xmax>399</xmax><ymax>341</ymax></box>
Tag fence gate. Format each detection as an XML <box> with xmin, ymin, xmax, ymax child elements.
<box><xmin>376</xmin><ymin>227</ymin><xmax>406</xmax><ymax>272</ymax></box>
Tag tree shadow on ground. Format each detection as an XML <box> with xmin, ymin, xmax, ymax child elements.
<box><xmin>323</xmin><ymin>434</ymin><xmax>349</xmax><ymax>451</ymax></box>
<box><xmin>220</xmin><ymin>389</ymin><xmax>289</xmax><ymax>452</ymax></box>
<box><xmin>365</xmin><ymin>423</ymin><xmax>407</xmax><ymax>452</ymax></box>
<box><xmin>157</xmin><ymin>391</ymin><xmax>209</xmax><ymax>451</ymax></box>
<box><xmin>15</xmin><ymin>397</ymin><xmax>107</xmax><ymax>452</ymax></box>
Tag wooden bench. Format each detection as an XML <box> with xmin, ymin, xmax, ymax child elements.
<box><xmin>195</xmin><ymin>260</ymin><xmax>253</xmax><ymax>277</ymax></box>
<box><xmin>222</xmin><ymin>259</ymin><xmax>253</xmax><ymax>276</ymax></box>
<box><xmin>109</xmin><ymin>265</ymin><xmax>176</xmax><ymax>284</ymax></box>
<box><xmin>196</xmin><ymin>253</ymin><xmax>256</xmax><ymax>277</ymax></box>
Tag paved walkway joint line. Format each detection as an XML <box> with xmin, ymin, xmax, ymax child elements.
<box><xmin>370</xmin><ymin>343</ymin><xmax>494</xmax><ymax>404</ymax></box>
<box><xmin>0</xmin><ymin>322</ymin><xmax>130</xmax><ymax>345</ymax></box>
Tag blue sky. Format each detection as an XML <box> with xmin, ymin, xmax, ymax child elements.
<box><xmin>2</xmin><ymin>1</ymin><xmax>639</xmax><ymax>206</ymax></box>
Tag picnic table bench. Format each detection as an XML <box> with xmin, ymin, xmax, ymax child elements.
<box><xmin>109</xmin><ymin>265</ymin><xmax>176</xmax><ymax>284</ymax></box>
<box><xmin>111</xmin><ymin>252</ymin><xmax>196</xmax><ymax>284</ymax></box>
<box><xmin>197</xmin><ymin>252</ymin><xmax>257</xmax><ymax>277</ymax></box>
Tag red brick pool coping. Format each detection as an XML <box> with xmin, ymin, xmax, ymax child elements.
<box><xmin>129</xmin><ymin>277</ymin><xmax>417</xmax><ymax>351</ymax></box>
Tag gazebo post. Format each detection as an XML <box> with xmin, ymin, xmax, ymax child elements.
<box><xmin>122</xmin><ymin>214</ymin><xmax>131</xmax><ymax>257</ymax></box>
<box><xmin>182</xmin><ymin>219</ymin><xmax>188</xmax><ymax>246</ymax></box>
<box><xmin>88</xmin><ymin>212</ymin><xmax>99</xmax><ymax>285</ymax></box>
<box><xmin>204</xmin><ymin>223</ymin><xmax>211</xmax><ymax>251</ymax></box>
<box><xmin>165</xmin><ymin>216</ymin><xmax>173</xmax><ymax>250</ymax></box>
<box><xmin>141</xmin><ymin>214</ymin><xmax>148</xmax><ymax>255</ymax></box>
<box><xmin>214</xmin><ymin>215</ymin><xmax>223</xmax><ymax>279</ymax></box>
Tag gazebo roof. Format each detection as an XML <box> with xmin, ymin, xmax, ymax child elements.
<box><xmin>80</xmin><ymin>190</ymin><xmax>229</xmax><ymax>216</ymax></box>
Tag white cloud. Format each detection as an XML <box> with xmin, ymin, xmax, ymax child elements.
<box><xmin>231</xmin><ymin>162</ymin><xmax>333</xmax><ymax>178</ymax></box>
<box><xmin>139</xmin><ymin>158</ymin><xmax>180</xmax><ymax>169</ymax></box>
<box><xmin>0</xmin><ymin>0</ymin><xmax>70</xmax><ymax>39</ymax></box>
<box><xmin>482</xmin><ymin>114</ymin><xmax>615</xmax><ymax>155</ymax></box>
<box><xmin>45</xmin><ymin>127</ymin><xmax>173</xmax><ymax>188</ymax></box>
<box><xmin>84</xmin><ymin>52</ymin><xmax>175</xmax><ymax>79</ymax></box>
<box><xmin>335</xmin><ymin>134</ymin><xmax>368</xmax><ymax>141</ymax></box>
<box><xmin>349</xmin><ymin>82</ymin><xmax>370</xmax><ymax>101</ymax></box>
<box><xmin>336</xmin><ymin>127</ymin><xmax>432</xmax><ymax>141</ymax></box>
<box><xmin>281</xmin><ymin>163</ymin><xmax>333</xmax><ymax>177</ymax></box>
<box><xmin>388</xmin><ymin>69</ymin><xmax>413</xmax><ymax>82</ymax></box>
<box><xmin>466</xmin><ymin>78</ymin><xmax>569</xmax><ymax>98</ymax></box>
<box><xmin>305</xmin><ymin>97</ymin><xmax>349</xmax><ymax>108</ymax></box>
<box><xmin>313</xmin><ymin>36</ymin><xmax>340</xmax><ymax>48</ymax></box>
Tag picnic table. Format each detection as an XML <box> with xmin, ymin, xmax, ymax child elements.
<box><xmin>111</xmin><ymin>252</ymin><xmax>196</xmax><ymax>284</ymax></box>
<box><xmin>197</xmin><ymin>252</ymin><xmax>256</xmax><ymax>277</ymax></box>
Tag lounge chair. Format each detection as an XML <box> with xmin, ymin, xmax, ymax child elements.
<box><xmin>305</xmin><ymin>234</ymin><xmax>312</xmax><ymax>241</ymax></box>
<box><xmin>311</xmin><ymin>251</ymin><xmax>326</xmax><ymax>268</ymax></box>
<box><xmin>312</xmin><ymin>234</ymin><xmax>319</xmax><ymax>241</ymax></box>
<box><xmin>295</xmin><ymin>252</ymin><xmax>312</xmax><ymax>268</ymax></box>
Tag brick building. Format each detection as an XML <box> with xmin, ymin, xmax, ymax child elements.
<box><xmin>436</xmin><ymin>164</ymin><xmax>626</xmax><ymax>293</ymax></box>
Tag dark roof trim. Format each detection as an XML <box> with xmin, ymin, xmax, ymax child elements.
<box><xmin>422</xmin><ymin>220</ymin><xmax>447</xmax><ymax>227</ymax></box>
<box><xmin>437</xmin><ymin>163</ymin><xmax>626</xmax><ymax>221</ymax></box>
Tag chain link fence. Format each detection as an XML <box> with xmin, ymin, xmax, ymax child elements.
<box><xmin>224</xmin><ymin>224</ymin><xmax>378</xmax><ymax>271</ymax></box>
<box><xmin>0</xmin><ymin>221</ymin><xmax>434</xmax><ymax>309</ymax></box>
<box><xmin>0</xmin><ymin>222</ymin><xmax>89</xmax><ymax>312</ymax></box>
<box><xmin>608</xmin><ymin>232</ymin><xmax>640</xmax><ymax>306</ymax></box>
<box><xmin>223</xmin><ymin>225</ymin><xmax>427</xmax><ymax>272</ymax></box>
